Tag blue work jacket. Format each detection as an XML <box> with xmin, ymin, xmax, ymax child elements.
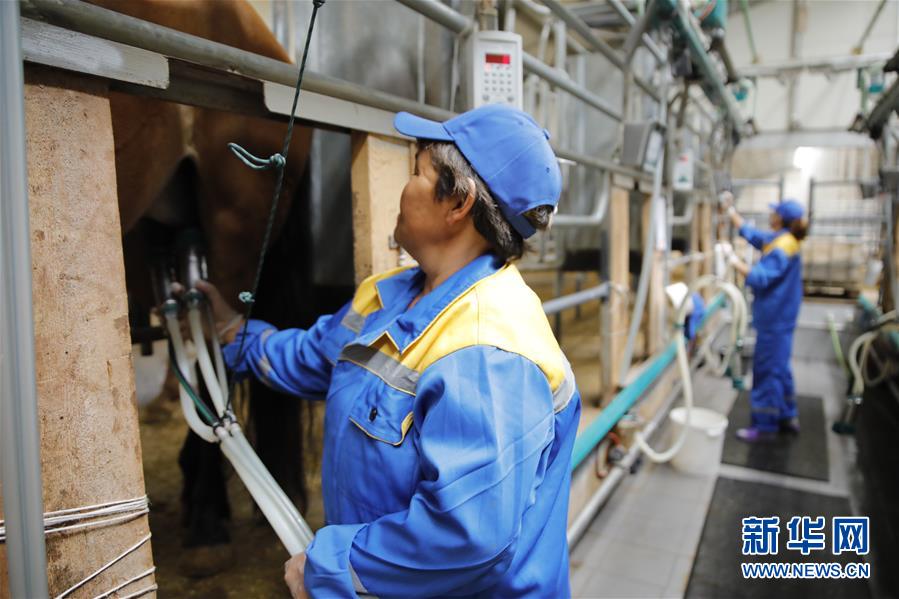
<box><xmin>739</xmin><ymin>224</ymin><xmax>803</xmax><ymax>332</ymax></box>
<box><xmin>224</xmin><ymin>253</ymin><xmax>581</xmax><ymax>598</ymax></box>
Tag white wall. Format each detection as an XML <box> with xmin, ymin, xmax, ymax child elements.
<box><xmin>726</xmin><ymin>0</ymin><xmax>899</xmax><ymax>132</ymax></box>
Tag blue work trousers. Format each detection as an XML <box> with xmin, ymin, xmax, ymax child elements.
<box><xmin>750</xmin><ymin>328</ymin><xmax>798</xmax><ymax>431</ymax></box>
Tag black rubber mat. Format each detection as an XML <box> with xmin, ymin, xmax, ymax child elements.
<box><xmin>855</xmin><ymin>383</ymin><xmax>899</xmax><ymax>596</ymax></box>
<box><xmin>722</xmin><ymin>393</ymin><xmax>829</xmax><ymax>481</ymax></box>
<box><xmin>686</xmin><ymin>478</ymin><xmax>871</xmax><ymax>599</ymax></box>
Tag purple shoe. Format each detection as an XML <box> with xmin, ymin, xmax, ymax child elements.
<box><xmin>736</xmin><ymin>427</ymin><xmax>777</xmax><ymax>443</ymax></box>
<box><xmin>779</xmin><ymin>417</ymin><xmax>800</xmax><ymax>435</ymax></box>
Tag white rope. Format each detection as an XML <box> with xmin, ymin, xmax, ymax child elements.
<box><xmin>116</xmin><ymin>585</ymin><xmax>158</xmax><ymax>599</ymax></box>
<box><xmin>0</xmin><ymin>496</ymin><xmax>149</xmax><ymax>542</ymax></box>
<box><xmin>92</xmin><ymin>567</ymin><xmax>156</xmax><ymax>599</ymax></box>
<box><xmin>55</xmin><ymin>533</ymin><xmax>152</xmax><ymax>599</ymax></box>
<box><xmin>44</xmin><ymin>509</ymin><xmax>150</xmax><ymax>538</ymax></box>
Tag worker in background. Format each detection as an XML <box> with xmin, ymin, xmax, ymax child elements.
<box><xmin>199</xmin><ymin>104</ymin><xmax>581</xmax><ymax>598</ymax></box>
<box><xmin>722</xmin><ymin>193</ymin><xmax>808</xmax><ymax>442</ymax></box>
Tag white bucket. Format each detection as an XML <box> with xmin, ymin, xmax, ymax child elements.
<box><xmin>669</xmin><ymin>407</ymin><xmax>729</xmax><ymax>476</ymax></box>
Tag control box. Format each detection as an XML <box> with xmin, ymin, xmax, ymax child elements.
<box><xmin>465</xmin><ymin>30</ymin><xmax>523</xmax><ymax>110</ymax></box>
<box><xmin>621</xmin><ymin>121</ymin><xmax>666</xmax><ymax>172</ymax></box>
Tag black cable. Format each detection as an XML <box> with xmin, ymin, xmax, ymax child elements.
<box><xmin>167</xmin><ymin>338</ymin><xmax>219</xmax><ymax>427</ymax></box>
<box><xmin>225</xmin><ymin>0</ymin><xmax>326</xmax><ymax>413</ymax></box>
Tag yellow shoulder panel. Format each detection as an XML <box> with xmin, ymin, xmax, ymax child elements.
<box><xmin>402</xmin><ymin>264</ymin><xmax>566</xmax><ymax>392</ymax></box>
<box><xmin>763</xmin><ymin>233</ymin><xmax>800</xmax><ymax>257</ymax></box>
<box><xmin>475</xmin><ymin>265</ymin><xmax>566</xmax><ymax>391</ymax></box>
<box><xmin>351</xmin><ymin>265</ymin><xmax>415</xmax><ymax>316</ymax></box>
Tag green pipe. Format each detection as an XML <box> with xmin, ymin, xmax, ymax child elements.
<box><xmin>738</xmin><ymin>0</ymin><xmax>759</xmax><ymax>64</ymax></box>
<box><xmin>827</xmin><ymin>314</ymin><xmax>849</xmax><ymax>375</ymax></box>
<box><xmin>571</xmin><ymin>294</ymin><xmax>725</xmax><ymax>471</ymax></box>
<box><xmin>655</xmin><ymin>0</ymin><xmax>744</xmax><ymax>133</ymax></box>
<box><xmin>857</xmin><ymin>296</ymin><xmax>899</xmax><ymax>350</ymax></box>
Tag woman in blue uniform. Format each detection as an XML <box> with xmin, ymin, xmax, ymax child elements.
<box><xmin>200</xmin><ymin>104</ymin><xmax>580</xmax><ymax>597</ymax></box>
<box><xmin>725</xmin><ymin>196</ymin><xmax>808</xmax><ymax>442</ymax></box>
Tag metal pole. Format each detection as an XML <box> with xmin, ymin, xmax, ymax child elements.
<box><xmin>24</xmin><ymin>0</ymin><xmax>457</xmax><ymax>122</ymax></box>
<box><xmin>553</xmin><ymin>172</ymin><xmax>612</xmax><ymax>226</ymax></box>
<box><xmin>853</xmin><ymin>0</ymin><xmax>888</xmax><ymax>55</ymax></box>
<box><xmin>619</xmin><ymin>73</ymin><xmax>670</xmax><ymax>383</ymax></box>
<box><xmin>606</xmin><ymin>0</ymin><xmax>666</xmax><ymax>63</ymax></box>
<box><xmin>859</xmin><ymin>76</ymin><xmax>899</xmax><ymax>138</ymax></box>
<box><xmin>738</xmin><ymin>0</ymin><xmax>760</xmax><ymax>64</ymax></box>
<box><xmin>395</xmin><ymin>0</ymin><xmax>472</xmax><ymax>33</ymax></box>
<box><xmin>809</xmin><ymin>177</ymin><xmax>816</xmax><ymax>233</ymax></box>
<box><xmin>539</xmin><ymin>0</ymin><xmax>662</xmax><ymax>102</ymax></box>
<box><xmin>553</xmin><ymin>146</ymin><xmax>650</xmax><ymax>181</ymax></box>
<box><xmin>523</xmin><ymin>53</ymin><xmax>622</xmax><ymax>121</ymax></box>
<box><xmin>394</xmin><ymin>0</ymin><xmax>624</xmax><ymax>120</ymax></box>
<box><xmin>656</xmin><ymin>0</ymin><xmax>743</xmax><ymax>134</ymax></box>
<box><xmin>542</xmin><ymin>283</ymin><xmax>610</xmax><ymax>315</ymax></box>
<box><xmin>0</xmin><ymin>1</ymin><xmax>51</xmax><ymax>597</ymax></box>
<box><xmin>739</xmin><ymin>52</ymin><xmax>891</xmax><ymax>78</ymax></box>
<box><xmin>787</xmin><ymin>0</ymin><xmax>804</xmax><ymax>131</ymax></box>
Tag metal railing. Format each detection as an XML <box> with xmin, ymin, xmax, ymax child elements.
<box><xmin>23</xmin><ymin>0</ymin><xmax>658</xmax><ymax>184</ymax></box>
<box><xmin>542</xmin><ymin>283</ymin><xmax>610</xmax><ymax>316</ymax></box>
<box><xmin>539</xmin><ymin>0</ymin><xmax>661</xmax><ymax>102</ymax></box>
<box><xmin>1</xmin><ymin>1</ymin><xmax>51</xmax><ymax>596</ymax></box>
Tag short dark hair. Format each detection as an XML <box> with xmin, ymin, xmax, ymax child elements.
<box><xmin>421</xmin><ymin>141</ymin><xmax>553</xmax><ymax>261</ymax></box>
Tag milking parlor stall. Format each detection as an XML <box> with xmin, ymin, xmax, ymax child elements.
<box><xmin>0</xmin><ymin>0</ymin><xmax>471</xmax><ymax>595</ymax></box>
<box><xmin>10</xmin><ymin>0</ymin><xmax>891</xmax><ymax>597</ymax></box>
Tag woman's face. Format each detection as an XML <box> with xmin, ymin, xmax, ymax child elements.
<box><xmin>769</xmin><ymin>211</ymin><xmax>783</xmax><ymax>230</ymax></box>
<box><xmin>394</xmin><ymin>148</ymin><xmax>452</xmax><ymax>256</ymax></box>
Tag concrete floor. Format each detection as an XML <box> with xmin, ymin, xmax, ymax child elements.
<box><xmin>569</xmin><ymin>300</ymin><xmax>859</xmax><ymax>598</ymax></box>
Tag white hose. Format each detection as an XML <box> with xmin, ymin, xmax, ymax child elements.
<box><xmin>226</xmin><ymin>426</ymin><xmax>314</xmax><ymax>547</ymax></box>
<box><xmin>164</xmin><ymin>311</ymin><xmax>217</xmax><ymax>443</ymax></box>
<box><xmin>168</xmin><ymin>302</ymin><xmax>314</xmax><ymax>555</ymax></box>
<box><xmin>229</xmin><ymin>427</ymin><xmax>314</xmax><ymax>543</ymax></box>
<box><xmin>188</xmin><ymin>305</ymin><xmax>227</xmax><ymax>415</ymax></box>
<box><xmin>218</xmin><ymin>429</ymin><xmax>309</xmax><ymax>555</ymax></box>
<box><xmin>634</xmin><ymin>274</ymin><xmax>748</xmax><ymax>463</ymax></box>
<box><xmin>701</xmin><ymin>281</ymin><xmax>748</xmax><ymax>377</ymax></box>
<box><xmin>848</xmin><ymin>321</ymin><xmax>899</xmax><ymax>395</ymax></box>
<box><xmin>207</xmin><ymin>309</ymin><xmax>229</xmax><ymax>397</ymax></box>
<box><xmin>634</xmin><ymin>319</ymin><xmax>694</xmax><ymax>462</ymax></box>
<box><xmin>190</xmin><ymin>302</ymin><xmax>312</xmax><ymax>554</ymax></box>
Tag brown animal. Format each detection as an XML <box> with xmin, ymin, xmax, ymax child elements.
<box><xmin>91</xmin><ymin>0</ymin><xmax>312</xmax><ymax>303</ymax></box>
<box><xmin>85</xmin><ymin>0</ymin><xmax>316</xmax><ymax>573</ymax></box>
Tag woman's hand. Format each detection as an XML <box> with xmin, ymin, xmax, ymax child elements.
<box><xmin>720</xmin><ymin>191</ymin><xmax>744</xmax><ymax>229</ymax></box>
<box><xmin>284</xmin><ymin>552</ymin><xmax>309</xmax><ymax>599</ymax></box>
<box><xmin>195</xmin><ymin>280</ymin><xmax>244</xmax><ymax>344</ymax></box>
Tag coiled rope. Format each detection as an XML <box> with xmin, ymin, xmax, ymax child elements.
<box><xmin>0</xmin><ymin>497</ymin><xmax>154</xmax><ymax>599</ymax></box>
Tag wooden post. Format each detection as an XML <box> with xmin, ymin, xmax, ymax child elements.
<box><xmin>698</xmin><ymin>200</ymin><xmax>714</xmax><ymax>282</ymax></box>
<box><xmin>887</xmin><ymin>196</ymin><xmax>899</xmax><ymax>312</ymax></box>
<box><xmin>602</xmin><ymin>186</ymin><xmax>630</xmax><ymax>404</ymax></box>
<box><xmin>689</xmin><ymin>202</ymin><xmax>701</xmax><ymax>284</ymax></box>
<box><xmin>350</xmin><ymin>133</ymin><xmax>413</xmax><ymax>284</ymax></box>
<box><xmin>642</xmin><ymin>194</ymin><xmax>665</xmax><ymax>356</ymax></box>
<box><xmin>0</xmin><ymin>68</ymin><xmax>154</xmax><ymax>598</ymax></box>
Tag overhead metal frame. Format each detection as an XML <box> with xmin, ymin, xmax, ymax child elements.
<box><xmin>606</xmin><ymin>0</ymin><xmax>667</xmax><ymax>63</ymax></box>
<box><xmin>855</xmin><ymin>76</ymin><xmax>899</xmax><ymax>139</ymax></box>
<box><xmin>853</xmin><ymin>0</ymin><xmax>889</xmax><ymax>55</ymax></box>
<box><xmin>739</xmin><ymin>52</ymin><xmax>892</xmax><ymax>78</ymax></box>
<box><xmin>654</xmin><ymin>0</ymin><xmax>745</xmax><ymax>137</ymax></box>
<box><xmin>22</xmin><ymin>0</ymin><xmax>656</xmax><ymax>181</ymax></box>
<box><xmin>738</xmin><ymin>0</ymin><xmax>760</xmax><ymax>65</ymax></box>
<box><xmin>540</xmin><ymin>0</ymin><xmax>662</xmax><ymax>101</ymax></box>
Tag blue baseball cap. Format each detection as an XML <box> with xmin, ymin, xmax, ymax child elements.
<box><xmin>768</xmin><ymin>199</ymin><xmax>805</xmax><ymax>223</ymax></box>
<box><xmin>394</xmin><ymin>104</ymin><xmax>562</xmax><ymax>239</ymax></box>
